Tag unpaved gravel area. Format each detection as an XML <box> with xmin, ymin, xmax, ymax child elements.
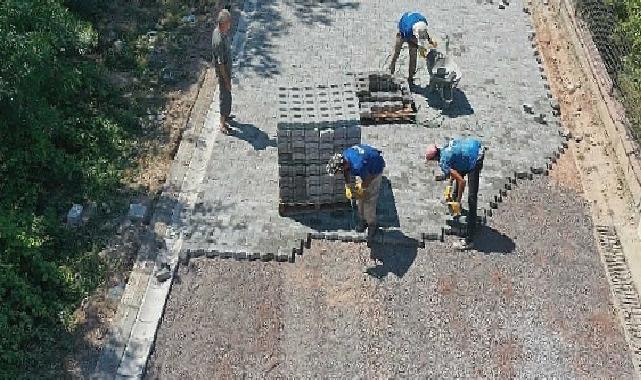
<box><xmin>147</xmin><ymin>174</ymin><xmax>634</xmax><ymax>379</ymax></box>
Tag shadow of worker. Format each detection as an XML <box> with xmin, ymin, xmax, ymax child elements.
<box><xmin>471</xmin><ymin>225</ymin><xmax>515</xmax><ymax>255</ymax></box>
<box><xmin>366</xmin><ymin>230</ymin><xmax>418</xmax><ymax>279</ymax></box>
<box><xmin>230</xmin><ymin>120</ymin><xmax>276</xmax><ymax>151</ymax></box>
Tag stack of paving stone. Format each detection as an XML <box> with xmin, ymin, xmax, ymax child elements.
<box><xmin>349</xmin><ymin>71</ymin><xmax>416</xmax><ymax>124</ymax></box>
<box><xmin>277</xmin><ymin>84</ymin><xmax>361</xmax><ymax>214</ymax></box>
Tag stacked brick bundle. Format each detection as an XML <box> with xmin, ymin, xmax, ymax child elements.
<box><xmin>350</xmin><ymin>72</ymin><xmax>416</xmax><ymax>124</ymax></box>
<box><xmin>277</xmin><ymin>84</ymin><xmax>361</xmax><ymax>211</ymax></box>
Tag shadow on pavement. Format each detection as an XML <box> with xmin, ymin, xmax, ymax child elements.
<box><xmin>416</xmin><ymin>86</ymin><xmax>474</xmax><ymax>117</ymax></box>
<box><xmin>287</xmin><ymin>176</ymin><xmax>400</xmax><ymax>233</ymax></box>
<box><xmin>472</xmin><ymin>225</ymin><xmax>516</xmax><ymax>254</ymax></box>
<box><xmin>366</xmin><ymin>230</ymin><xmax>418</xmax><ymax>279</ymax></box>
<box><xmin>229</xmin><ymin>121</ymin><xmax>276</xmax><ymax>150</ymax></box>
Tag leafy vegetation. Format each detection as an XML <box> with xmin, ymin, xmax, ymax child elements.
<box><xmin>0</xmin><ymin>0</ymin><xmax>135</xmax><ymax>376</ymax></box>
<box><xmin>608</xmin><ymin>0</ymin><xmax>641</xmax><ymax>138</ymax></box>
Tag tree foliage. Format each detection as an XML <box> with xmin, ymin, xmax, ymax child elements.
<box><xmin>0</xmin><ymin>0</ymin><xmax>133</xmax><ymax>376</ymax></box>
<box><xmin>605</xmin><ymin>0</ymin><xmax>641</xmax><ymax>135</ymax></box>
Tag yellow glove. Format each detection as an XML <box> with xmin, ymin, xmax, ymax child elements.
<box><xmin>419</xmin><ymin>46</ymin><xmax>428</xmax><ymax>58</ymax></box>
<box><xmin>444</xmin><ymin>185</ymin><xmax>453</xmax><ymax>202</ymax></box>
<box><xmin>429</xmin><ymin>40</ymin><xmax>438</xmax><ymax>48</ymax></box>
<box><xmin>447</xmin><ymin>201</ymin><xmax>461</xmax><ymax>217</ymax></box>
<box><xmin>354</xmin><ymin>182</ymin><xmax>364</xmax><ymax>199</ymax></box>
<box><xmin>345</xmin><ymin>185</ymin><xmax>353</xmax><ymax>200</ymax></box>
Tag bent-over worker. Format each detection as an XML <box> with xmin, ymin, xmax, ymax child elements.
<box><xmin>389</xmin><ymin>11</ymin><xmax>436</xmax><ymax>85</ymax></box>
<box><xmin>327</xmin><ymin>144</ymin><xmax>386</xmax><ymax>238</ymax></box>
<box><xmin>425</xmin><ymin>138</ymin><xmax>485</xmax><ymax>250</ymax></box>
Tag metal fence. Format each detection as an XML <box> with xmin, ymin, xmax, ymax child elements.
<box><xmin>567</xmin><ymin>0</ymin><xmax>641</xmax><ymax>144</ymax></box>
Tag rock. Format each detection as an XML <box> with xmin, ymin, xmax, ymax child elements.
<box><xmin>534</xmin><ymin>113</ymin><xmax>547</xmax><ymax>124</ymax></box>
<box><xmin>129</xmin><ymin>203</ymin><xmax>148</xmax><ymax>221</ymax></box>
<box><xmin>182</xmin><ymin>14</ymin><xmax>196</xmax><ymax>24</ymax></box>
<box><xmin>114</xmin><ymin>39</ymin><xmax>124</xmax><ymax>53</ymax></box>
<box><xmin>156</xmin><ymin>267</ymin><xmax>172</xmax><ymax>282</ymax></box>
<box><xmin>67</xmin><ymin>204</ymin><xmax>84</xmax><ymax>227</ymax></box>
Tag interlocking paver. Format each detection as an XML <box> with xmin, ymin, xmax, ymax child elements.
<box><xmin>180</xmin><ymin>0</ymin><xmax>566</xmax><ymax>259</ymax></box>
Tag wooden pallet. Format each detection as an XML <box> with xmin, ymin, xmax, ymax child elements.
<box><xmin>360</xmin><ymin>108</ymin><xmax>417</xmax><ymax>125</ymax></box>
<box><xmin>278</xmin><ymin>201</ymin><xmax>352</xmax><ymax>216</ymax></box>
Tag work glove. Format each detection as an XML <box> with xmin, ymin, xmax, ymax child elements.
<box><xmin>345</xmin><ymin>184</ymin><xmax>354</xmax><ymax>200</ymax></box>
<box><xmin>447</xmin><ymin>201</ymin><xmax>461</xmax><ymax>217</ymax></box>
<box><xmin>419</xmin><ymin>46</ymin><xmax>428</xmax><ymax>58</ymax></box>
<box><xmin>354</xmin><ymin>182</ymin><xmax>365</xmax><ymax>199</ymax></box>
<box><xmin>444</xmin><ymin>185</ymin><xmax>453</xmax><ymax>202</ymax></box>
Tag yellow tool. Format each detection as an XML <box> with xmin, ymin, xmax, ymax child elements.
<box><xmin>447</xmin><ymin>201</ymin><xmax>461</xmax><ymax>217</ymax></box>
<box><xmin>444</xmin><ymin>185</ymin><xmax>453</xmax><ymax>202</ymax></box>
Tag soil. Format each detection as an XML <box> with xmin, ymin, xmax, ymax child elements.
<box><xmin>62</xmin><ymin>1</ymin><xmax>229</xmax><ymax>377</ymax></box>
<box><xmin>146</xmin><ymin>176</ymin><xmax>635</xmax><ymax>378</ymax></box>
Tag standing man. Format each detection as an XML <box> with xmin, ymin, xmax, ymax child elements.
<box><xmin>425</xmin><ymin>138</ymin><xmax>485</xmax><ymax>250</ymax></box>
<box><xmin>327</xmin><ymin>144</ymin><xmax>386</xmax><ymax>238</ymax></box>
<box><xmin>389</xmin><ymin>11</ymin><xmax>436</xmax><ymax>85</ymax></box>
<box><xmin>212</xmin><ymin>9</ymin><xmax>233</xmax><ymax>135</ymax></box>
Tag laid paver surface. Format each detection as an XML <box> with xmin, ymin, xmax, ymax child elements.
<box><xmin>179</xmin><ymin>0</ymin><xmax>565</xmax><ymax>257</ymax></box>
<box><xmin>147</xmin><ymin>175</ymin><xmax>634</xmax><ymax>378</ymax></box>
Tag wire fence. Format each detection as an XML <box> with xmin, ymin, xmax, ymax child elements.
<box><xmin>566</xmin><ymin>0</ymin><xmax>641</xmax><ymax>145</ymax></box>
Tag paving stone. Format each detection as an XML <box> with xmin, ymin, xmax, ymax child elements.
<box><xmin>175</xmin><ymin>0</ymin><xmax>565</xmax><ymax>260</ymax></box>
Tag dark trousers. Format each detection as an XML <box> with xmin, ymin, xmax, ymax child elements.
<box><xmin>466</xmin><ymin>154</ymin><xmax>484</xmax><ymax>242</ymax></box>
<box><xmin>389</xmin><ymin>33</ymin><xmax>418</xmax><ymax>80</ymax></box>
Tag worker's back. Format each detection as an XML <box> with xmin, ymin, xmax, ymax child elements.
<box><xmin>343</xmin><ymin>144</ymin><xmax>385</xmax><ymax>178</ymax></box>
<box><xmin>439</xmin><ymin>138</ymin><xmax>481</xmax><ymax>175</ymax></box>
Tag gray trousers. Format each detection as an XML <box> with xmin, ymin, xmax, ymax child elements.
<box><xmin>357</xmin><ymin>174</ymin><xmax>383</xmax><ymax>226</ymax></box>
<box><xmin>218</xmin><ymin>79</ymin><xmax>232</xmax><ymax>118</ymax></box>
<box><xmin>389</xmin><ymin>33</ymin><xmax>418</xmax><ymax>80</ymax></box>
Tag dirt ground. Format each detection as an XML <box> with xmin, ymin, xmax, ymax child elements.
<box><xmin>146</xmin><ymin>175</ymin><xmax>635</xmax><ymax>378</ymax></box>
<box><xmin>63</xmin><ymin>3</ymin><xmax>227</xmax><ymax>377</ymax></box>
<box><xmin>529</xmin><ymin>0</ymin><xmax>640</xmax><ymax>256</ymax></box>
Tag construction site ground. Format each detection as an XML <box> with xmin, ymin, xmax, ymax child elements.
<box><xmin>89</xmin><ymin>0</ymin><xmax>641</xmax><ymax>378</ymax></box>
<box><xmin>147</xmin><ymin>172</ymin><xmax>634</xmax><ymax>378</ymax></box>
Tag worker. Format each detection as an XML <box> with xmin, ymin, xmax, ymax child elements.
<box><xmin>389</xmin><ymin>11</ymin><xmax>437</xmax><ymax>85</ymax></box>
<box><xmin>425</xmin><ymin>138</ymin><xmax>485</xmax><ymax>250</ymax></box>
<box><xmin>212</xmin><ymin>9</ymin><xmax>233</xmax><ymax>135</ymax></box>
<box><xmin>326</xmin><ymin>144</ymin><xmax>386</xmax><ymax>238</ymax></box>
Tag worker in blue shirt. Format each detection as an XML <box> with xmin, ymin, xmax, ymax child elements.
<box><xmin>327</xmin><ymin>144</ymin><xmax>386</xmax><ymax>237</ymax></box>
<box><xmin>389</xmin><ymin>11</ymin><xmax>437</xmax><ymax>85</ymax></box>
<box><xmin>425</xmin><ymin>138</ymin><xmax>485</xmax><ymax>250</ymax></box>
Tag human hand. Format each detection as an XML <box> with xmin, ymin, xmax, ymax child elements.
<box><xmin>345</xmin><ymin>185</ymin><xmax>354</xmax><ymax>200</ymax></box>
<box><xmin>447</xmin><ymin>201</ymin><xmax>461</xmax><ymax>216</ymax></box>
<box><xmin>354</xmin><ymin>182</ymin><xmax>364</xmax><ymax>199</ymax></box>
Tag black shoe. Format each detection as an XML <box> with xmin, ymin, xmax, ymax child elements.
<box><xmin>356</xmin><ymin>222</ymin><xmax>367</xmax><ymax>233</ymax></box>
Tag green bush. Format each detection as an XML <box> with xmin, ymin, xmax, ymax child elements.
<box><xmin>607</xmin><ymin>0</ymin><xmax>641</xmax><ymax>138</ymax></box>
<box><xmin>0</xmin><ymin>0</ymin><xmax>132</xmax><ymax>376</ymax></box>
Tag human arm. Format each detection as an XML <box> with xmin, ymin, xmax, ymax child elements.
<box><xmin>449</xmin><ymin>169</ymin><xmax>466</xmax><ymax>202</ymax></box>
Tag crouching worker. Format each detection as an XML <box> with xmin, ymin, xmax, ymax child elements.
<box><xmin>327</xmin><ymin>144</ymin><xmax>386</xmax><ymax>238</ymax></box>
<box><xmin>425</xmin><ymin>138</ymin><xmax>485</xmax><ymax>250</ymax></box>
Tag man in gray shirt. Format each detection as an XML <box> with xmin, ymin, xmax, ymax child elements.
<box><xmin>212</xmin><ymin>9</ymin><xmax>233</xmax><ymax>134</ymax></box>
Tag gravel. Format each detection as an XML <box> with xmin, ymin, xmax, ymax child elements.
<box><xmin>146</xmin><ymin>177</ymin><xmax>635</xmax><ymax>378</ymax></box>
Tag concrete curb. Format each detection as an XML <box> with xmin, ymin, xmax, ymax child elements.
<box><xmin>92</xmin><ymin>0</ymin><xmax>255</xmax><ymax>377</ymax></box>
